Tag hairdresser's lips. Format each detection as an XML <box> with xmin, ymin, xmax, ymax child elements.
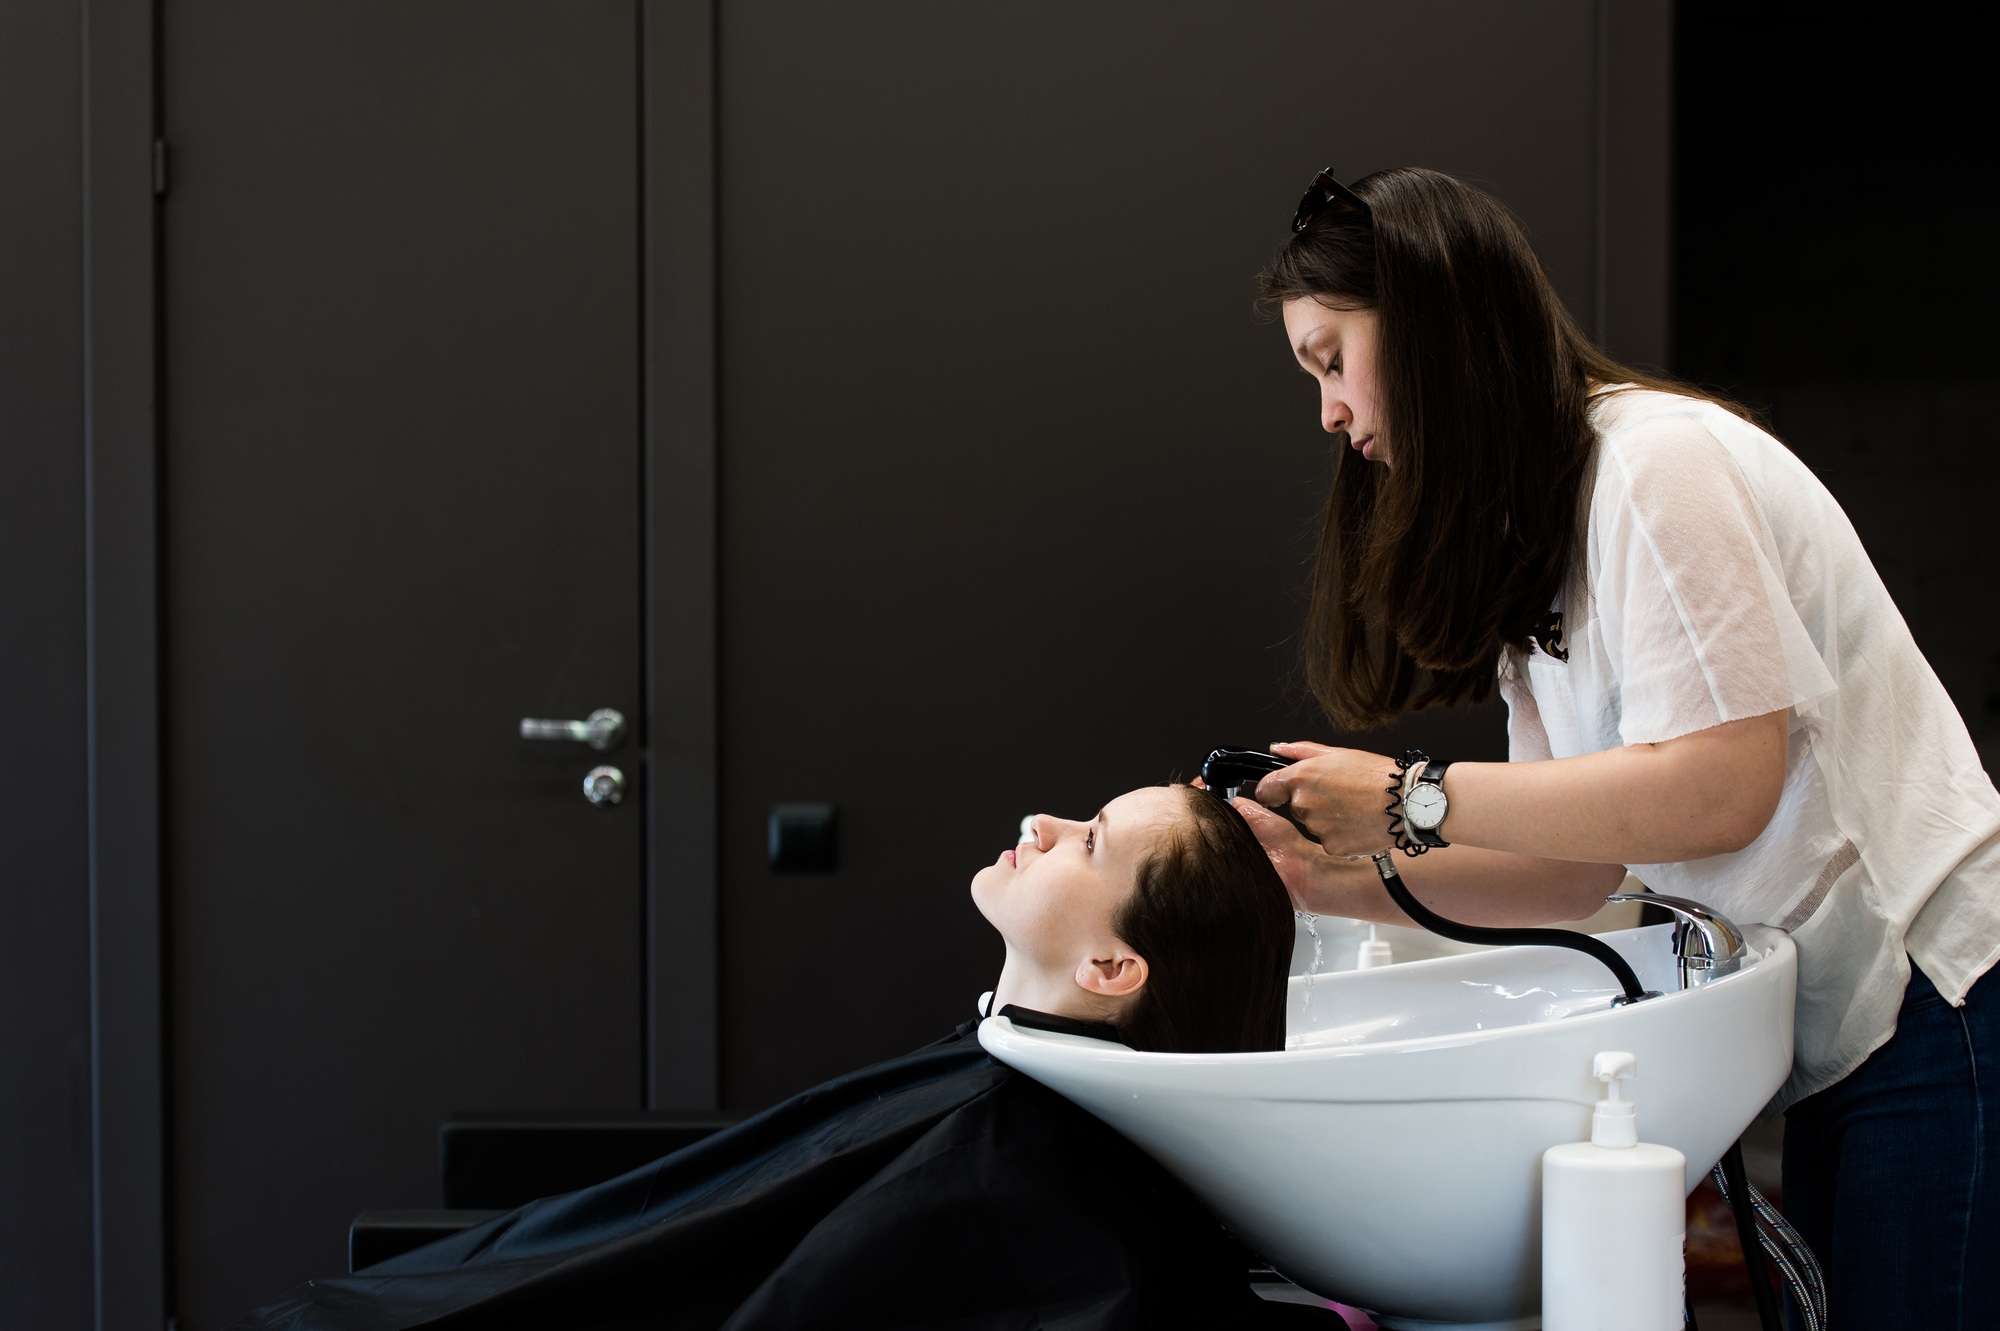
<box><xmin>1353</xmin><ymin>435</ymin><xmax>1378</xmax><ymax>461</ymax></box>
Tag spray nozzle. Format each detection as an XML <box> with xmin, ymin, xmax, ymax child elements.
<box><xmin>1589</xmin><ymin>1051</ymin><xmax>1639</xmax><ymax>1148</ymax></box>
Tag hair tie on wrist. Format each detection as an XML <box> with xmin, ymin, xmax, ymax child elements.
<box><xmin>1385</xmin><ymin>749</ymin><xmax>1438</xmax><ymax>857</ymax></box>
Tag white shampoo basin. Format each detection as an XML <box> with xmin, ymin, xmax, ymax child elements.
<box><xmin>979</xmin><ymin>922</ymin><xmax>1795</xmax><ymax>1330</ymax></box>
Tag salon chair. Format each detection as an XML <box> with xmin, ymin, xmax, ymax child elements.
<box><xmin>349</xmin><ymin>1111</ymin><xmax>737</xmax><ymax>1272</ymax></box>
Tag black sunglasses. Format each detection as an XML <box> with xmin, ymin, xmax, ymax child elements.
<box><xmin>1292</xmin><ymin>168</ymin><xmax>1372</xmax><ymax>233</ymax></box>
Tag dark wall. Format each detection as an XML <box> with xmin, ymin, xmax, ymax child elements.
<box><xmin>3</xmin><ymin>1</ymin><xmax>1666</xmax><ymax>1319</ymax></box>
<box><xmin>1675</xmin><ymin>0</ymin><xmax>2000</xmax><ymax>768</ymax></box>
<box><xmin>0</xmin><ymin>3</ymin><xmax>97</xmax><ymax>1327</ymax></box>
<box><xmin>714</xmin><ymin>0</ymin><xmax>1661</xmax><ymax>1108</ymax></box>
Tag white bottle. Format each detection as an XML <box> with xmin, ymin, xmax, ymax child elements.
<box><xmin>1354</xmin><ymin>923</ymin><xmax>1393</xmax><ymax>970</ymax></box>
<box><xmin>1541</xmin><ymin>1051</ymin><xmax>1686</xmax><ymax>1330</ymax></box>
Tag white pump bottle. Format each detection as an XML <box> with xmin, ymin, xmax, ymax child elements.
<box><xmin>1541</xmin><ymin>1051</ymin><xmax>1686</xmax><ymax>1330</ymax></box>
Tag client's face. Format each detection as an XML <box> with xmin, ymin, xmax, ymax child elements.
<box><xmin>970</xmin><ymin>786</ymin><xmax>1184</xmax><ymax>1012</ymax></box>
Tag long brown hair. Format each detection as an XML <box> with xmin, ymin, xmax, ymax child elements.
<box><xmin>1257</xmin><ymin>167</ymin><xmax>1714</xmax><ymax>729</ymax></box>
<box><xmin>1112</xmin><ymin>786</ymin><xmax>1292</xmax><ymax>1053</ymax></box>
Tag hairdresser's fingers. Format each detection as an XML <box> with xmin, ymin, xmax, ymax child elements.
<box><xmin>1249</xmin><ymin>765</ymin><xmax>1297</xmax><ymax>807</ymax></box>
<box><xmin>1250</xmin><ymin>753</ymin><xmax>1343</xmax><ymax>813</ymax></box>
<box><xmin>1188</xmin><ymin>775</ymin><xmax>1206</xmax><ymax>790</ymax></box>
<box><xmin>1233</xmin><ymin>797</ymin><xmax>1337</xmax><ymax>904</ymax></box>
<box><xmin>1262</xmin><ymin>748</ymin><xmax>1401</xmax><ymax>856</ymax></box>
<box><xmin>1232</xmin><ymin>796</ymin><xmax>1312</xmax><ymax>859</ymax></box>
<box><xmin>1255</xmin><ymin>743</ymin><xmax>1357</xmax><ymax>805</ymax></box>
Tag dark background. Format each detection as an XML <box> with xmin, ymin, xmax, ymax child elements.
<box><xmin>2</xmin><ymin>1</ymin><xmax>1992</xmax><ymax>1327</ymax></box>
<box><xmin>707</xmin><ymin>0</ymin><xmax>1614</xmax><ymax>1109</ymax></box>
<box><xmin>1672</xmin><ymin>0</ymin><xmax>1999</xmax><ymax>770</ymax></box>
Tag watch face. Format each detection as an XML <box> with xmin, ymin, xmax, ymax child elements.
<box><xmin>1405</xmin><ymin>783</ymin><xmax>1448</xmax><ymax>831</ymax></box>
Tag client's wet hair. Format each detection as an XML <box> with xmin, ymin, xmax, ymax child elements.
<box><xmin>1111</xmin><ymin>786</ymin><xmax>1293</xmax><ymax>1053</ymax></box>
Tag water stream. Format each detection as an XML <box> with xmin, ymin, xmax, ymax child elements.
<box><xmin>1296</xmin><ymin>911</ymin><xmax>1324</xmax><ymax>1009</ymax></box>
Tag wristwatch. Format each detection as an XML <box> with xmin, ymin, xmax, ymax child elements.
<box><xmin>1402</xmin><ymin>760</ymin><xmax>1451</xmax><ymax>848</ymax></box>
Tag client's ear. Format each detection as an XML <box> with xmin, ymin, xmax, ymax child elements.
<box><xmin>1075</xmin><ymin>946</ymin><xmax>1148</xmax><ymax>1000</ymax></box>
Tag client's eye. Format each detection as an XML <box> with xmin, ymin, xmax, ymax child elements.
<box><xmin>1084</xmin><ymin>828</ymin><xmax>1096</xmax><ymax>852</ymax></box>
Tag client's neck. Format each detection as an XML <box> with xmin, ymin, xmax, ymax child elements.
<box><xmin>990</xmin><ymin>947</ymin><xmax>1112</xmax><ymax>1023</ymax></box>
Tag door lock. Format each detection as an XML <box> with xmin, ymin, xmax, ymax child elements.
<box><xmin>582</xmin><ymin>765</ymin><xmax>626</xmax><ymax>808</ymax></box>
<box><xmin>520</xmin><ymin>707</ymin><xmax>626</xmax><ymax>752</ymax></box>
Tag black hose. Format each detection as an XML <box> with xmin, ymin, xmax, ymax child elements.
<box><xmin>1371</xmin><ymin>855</ymin><xmax>1649</xmax><ymax>1002</ymax></box>
<box><xmin>1718</xmin><ymin>1141</ymin><xmax>1784</xmax><ymax>1331</ymax></box>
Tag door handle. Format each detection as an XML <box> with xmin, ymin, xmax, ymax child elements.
<box><xmin>519</xmin><ymin>707</ymin><xmax>626</xmax><ymax>752</ymax></box>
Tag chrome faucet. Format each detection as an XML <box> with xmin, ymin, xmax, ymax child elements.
<box><xmin>1604</xmin><ymin>893</ymin><xmax>1749</xmax><ymax>989</ymax></box>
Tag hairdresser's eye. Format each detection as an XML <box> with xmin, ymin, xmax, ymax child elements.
<box><xmin>1328</xmin><ymin>353</ymin><xmax>1342</xmax><ymax>376</ymax></box>
<box><xmin>1084</xmin><ymin>828</ymin><xmax>1096</xmax><ymax>852</ymax></box>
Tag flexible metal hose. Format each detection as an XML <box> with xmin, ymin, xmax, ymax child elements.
<box><xmin>1712</xmin><ymin>1145</ymin><xmax>1827</xmax><ymax>1331</ymax></box>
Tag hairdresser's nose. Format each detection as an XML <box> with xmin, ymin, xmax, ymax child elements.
<box><xmin>1320</xmin><ymin>384</ymin><xmax>1351</xmax><ymax>436</ymax></box>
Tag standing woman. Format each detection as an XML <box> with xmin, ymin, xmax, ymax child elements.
<box><xmin>1240</xmin><ymin>167</ymin><xmax>2000</xmax><ymax>1325</ymax></box>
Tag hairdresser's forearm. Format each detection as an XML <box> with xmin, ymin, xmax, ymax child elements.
<box><xmin>1287</xmin><ymin>845</ymin><xmax>1625</xmax><ymax>927</ymax></box>
<box><xmin>1438</xmin><ymin>711</ymin><xmax>1788</xmax><ymax>864</ymax></box>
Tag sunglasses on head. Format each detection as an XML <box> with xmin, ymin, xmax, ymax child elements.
<box><xmin>1292</xmin><ymin>168</ymin><xmax>1372</xmax><ymax>233</ymax></box>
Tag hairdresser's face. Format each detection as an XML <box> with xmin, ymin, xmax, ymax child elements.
<box><xmin>1283</xmin><ymin>299</ymin><xmax>1386</xmax><ymax>465</ymax></box>
<box><xmin>970</xmin><ymin>787</ymin><xmax>1181</xmax><ymax>969</ymax></box>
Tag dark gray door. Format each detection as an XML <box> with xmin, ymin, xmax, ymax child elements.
<box><xmin>710</xmin><ymin>1</ymin><xmax>1626</xmax><ymax>1111</ymax></box>
<box><xmin>161</xmin><ymin>5</ymin><xmax>643</xmax><ymax>1324</ymax></box>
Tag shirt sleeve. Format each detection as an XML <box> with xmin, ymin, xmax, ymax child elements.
<box><xmin>1590</xmin><ymin>415</ymin><xmax>1836</xmax><ymax>746</ymax></box>
<box><xmin>1498</xmin><ymin>652</ymin><xmax>1554</xmax><ymax>762</ymax></box>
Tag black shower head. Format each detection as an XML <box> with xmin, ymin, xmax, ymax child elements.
<box><xmin>1200</xmin><ymin>746</ymin><xmax>1290</xmax><ymax>802</ymax></box>
<box><xmin>1198</xmin><ymin>746</ymin><xmax>1325</xmax><ymax>845</ymax></box>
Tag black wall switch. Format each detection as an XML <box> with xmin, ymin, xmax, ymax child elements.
<box><xmin>768</xmin><ymin>803</ymin><xmax>838</xmax><ymax>873</ymax></box>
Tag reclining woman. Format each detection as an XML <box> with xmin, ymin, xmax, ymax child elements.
<box><xmin>236</xmin><ymin>783</ymin><xmax>1322</xmax><ymax>1331</ymax></box>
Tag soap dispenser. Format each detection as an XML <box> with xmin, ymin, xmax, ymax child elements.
<box><xmin>1541</xmin><ymin>1051</ymin><xmax>1686</xmax><ymax>1330</ymax></box>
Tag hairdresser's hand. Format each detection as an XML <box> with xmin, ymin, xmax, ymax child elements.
<box><xmin>1251</xmin><ymin>740</ymin><xmax>1402</xmax><ymax>858</ymax></box>
<box><xmin>1229</xmin><ymin>796</ymin><xmax>1323</xmax><ymax>901</ymax></box>
<box><xmin>1227</xmin><ymin>794</ymin><xmax>1380</xmax><ymax>917</ymax></box>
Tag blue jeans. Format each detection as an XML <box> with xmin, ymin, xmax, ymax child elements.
<box><xmin>1782</xmin><ymin>960</ymin><xmax>1999</xmax><ymax>1328</ymax></box>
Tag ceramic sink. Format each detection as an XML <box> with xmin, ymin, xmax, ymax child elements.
<box><xmin>980</xmin><ymin>922</ymin><xmax>1796</xmax><ymax>1329</ymax></box>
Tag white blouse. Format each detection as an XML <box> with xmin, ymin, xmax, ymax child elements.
<box><xmin>1498</xmin><ymin>388</ymin><xmax>2000</xmax><ymax>1108</ymax></box>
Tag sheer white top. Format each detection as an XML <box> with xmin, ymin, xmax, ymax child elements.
<box><xmin>1498</xmin><ymin>388</ymin><xmax>2000</xmax><ymax>1107</ymax></box>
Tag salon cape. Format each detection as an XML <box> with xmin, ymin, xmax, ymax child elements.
<box><xmin>1500</xmin><ymin>387</ymin><xmax>2000</xmax><ymax>1108</ymax></box>
<box><xmin>225</xmin><ymin>1014</ymin><xmax>1288</xmax><ymax>1331</ymax></box>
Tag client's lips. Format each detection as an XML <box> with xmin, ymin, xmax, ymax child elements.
<box><xmin>1001</xmin><ymin>847</ymin><xmax>1017</xmax><ymax>868</ymax></box>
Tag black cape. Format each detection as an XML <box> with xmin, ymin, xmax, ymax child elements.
<box><xmin>232</xmin><ymin>1021</ymin><xmax>1342</xmax><ymax>1331</ymax></box>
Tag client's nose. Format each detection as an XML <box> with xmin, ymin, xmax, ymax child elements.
<box><xmin>1028</xmin><ymin>815</ymin><xmax>1058</xmax><ymax>852</ymax></box>
<box><xmin>1023</xmin><ymin>814</ymin><xmax>1081</xmax><ymax>853</ymax></box>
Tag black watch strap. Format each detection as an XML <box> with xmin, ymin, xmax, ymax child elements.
<box><xmin>1408</xmin><ymin>760</ymin><xmax>1451</xmax><ymax>848</ymax></box>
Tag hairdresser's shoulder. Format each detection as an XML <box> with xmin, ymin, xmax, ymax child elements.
<box><xmin>1592</xmin><ymin>385</ymin><xmax>1738</xmax><ymax>441</ymax></box>
<box><xmin>1590</xmin><ymin>387</ymin><xmax>1750</xmax><ymax>490</ymax></box>
<box><xmin>1594</xmin><ymin>387</ymin><xmax>1806</xmax><ymax>498</ymax></box>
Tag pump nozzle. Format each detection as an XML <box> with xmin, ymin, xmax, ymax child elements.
<box><xmin>1590</xmin><ymin>1050</ymin><xmax>1639</xmax><ymax>1147</ymax></box>
<box><xmin>1355</xmin><ymin>922</ymin><xmax>1393</xmax><ymax>970</ymax></box>
<box><xmin>1593</xmin><ymin>1051</ymin><xmax>1637</xmax><ymax>1086</ymax></box>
